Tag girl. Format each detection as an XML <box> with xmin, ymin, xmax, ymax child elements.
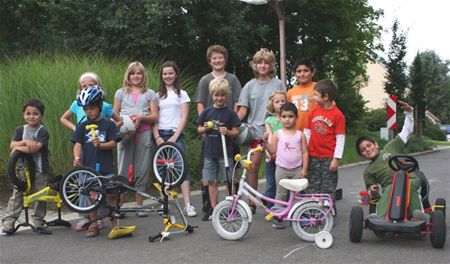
<box><xmin>152</xmin><ymin>61</ymin><xmax>197</xmax><ymax>217</ymax></box>
<box><xmin>60</xmin><ymin>72</ymin><xmax>122</xmax><ymax>231</ymax></box>
<box><xmin>60</xmin><ymin>72</ymin><xmax>122</xmax><ymax>132</ymax></box>
<box><xmin>263</xmin><ymin>91</ymin><xmax>287</xmax><ymax>208</ymax></box>
<box><xmin>237</xmin><ymin>48</ymin><xmax>286</xmax><ymax>213</ymax></box>
<box><xmin>114</xmin><ymin>62</ymin><xmax>159</xmax><ymax>215</ymax></box>
<box><xmin>265</xmin><ymin>102</ymin><xmax>309</xmax><ymax>228</ymax></box>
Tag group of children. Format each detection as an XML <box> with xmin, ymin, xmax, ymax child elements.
<box><xmin>2</xmin><ymin>44</ymin><xmax>348</xmax><ymax>237</ymax></box>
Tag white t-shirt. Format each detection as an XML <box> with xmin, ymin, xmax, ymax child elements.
<box><xmin>158</xmin><ymin>90</ymin><xmax>190</xmax><ymax>130</ymax></box>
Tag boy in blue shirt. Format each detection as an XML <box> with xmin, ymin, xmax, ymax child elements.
<box><xmin>197</xmin><ymin>78</ymin><xmax>241</xmax><ymax>221</ymax></box>
<box><xmin>72</xmin><ymin>85</ymin><xmax>121</xmax><ymax>237</ymax></box>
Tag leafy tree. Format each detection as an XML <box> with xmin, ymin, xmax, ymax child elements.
<box><xmin>384</xmin><ymin>19</ymin><xmax>408</xmax><ymax>101</ymax></box>
<box><xmin>409</xmin><ymin>52</ymin><xmax>427</xmax><ymax>138</ymax></box>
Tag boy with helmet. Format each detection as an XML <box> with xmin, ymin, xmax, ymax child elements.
<box><xmin>72</xmin><ymin>85</ymin><xmax>121</xmax><ymax>237</ymax></box>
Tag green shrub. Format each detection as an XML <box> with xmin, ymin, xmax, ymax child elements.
<box><xmin>423</xmin><ymin>119</ymin><xmax>447</xmax><ymax>141</ymax></box>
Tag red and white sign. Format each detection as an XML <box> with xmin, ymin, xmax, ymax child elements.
<box><xmin>387</xmin><ymin>95</ymin><xmax>397</xmax><ymax>130</ymax></box>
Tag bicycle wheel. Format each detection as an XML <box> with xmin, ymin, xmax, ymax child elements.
<box><xmin>60</xmin><ymin>166</ymin><xmax>105</xmax><ymax>213</ymax></box>
<box><xmin>291</xmin><ymin>201</ymin><xmax>334</xmax><ymax>242</ymax></box>
<box><xmin>212</xmin><ymin>200</ymin><xmax>250</xmax><ymax>240</ymax></box>
<box><xmin>152</xmin><ymin>142</ymin><xmax>187</xmax><ymax>188</ymax></box>
<box><xmin>8</xmin><ymin>151</ymin><xmax>35</xmax><ymax>192</ymax></box>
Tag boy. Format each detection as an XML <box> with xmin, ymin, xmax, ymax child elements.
<box><xmin>197</xmin><ymin>78</ymin><xmax>241</xmax><ymax>221</ymax></box>
<box><xmin>287</xmin><ymin>58</ymin><xmax>317</xmax><ymax>132</ymax></box>
<box><xmin>304</xmin><ymin>79</ymin><xmax>345</xmax><ymax>202</ymax></box>
<box><xmin>237</xmin><ymin>48</ymin><xmax>285</xmax><ymax>213</ymax></box>
<box><xmin>72</xmin><ymin>85</ymin><xmax>120</xmax><ymax>237</ymax></box>
<box><xmin>3</xmin><ymin>99</ymin><xmax>49</xmax><ymax>235</ymax></box>
<box><xmin>356</xmin><ymin>102</ymin><xmax>425</xmax><ymax>219</ymax></box>
<box><xmin>195</xmin><ymin>45</ymin><xmax>242</xmax><ymax>213</ymax></box>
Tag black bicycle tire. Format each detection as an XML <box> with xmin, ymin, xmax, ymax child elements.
<box><xmin>8</xmin><ymin>151</ymin><xmax>35</xmax><ymax>192</ymax></box>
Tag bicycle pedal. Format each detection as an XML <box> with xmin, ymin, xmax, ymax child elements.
<box><xmin>265</xmin><ymin>212</ymin><xmax>274</xmax><ymax>221</ymax></box>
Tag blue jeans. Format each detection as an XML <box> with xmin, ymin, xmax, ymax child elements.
<box><xmin>265</xmin><ymin>160</ymin><xmax>276</xmax><ymax>208</ymax></box>
<box><xmin>158</xmin><ymin>129</ymin><xmax>190</xmax><ymax>180</ymax></box>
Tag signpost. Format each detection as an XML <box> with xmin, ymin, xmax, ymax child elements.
<box><xmin>386</xmin><ymin>95</ymin><xmax>397</xmax><ymax>139</ymax></box>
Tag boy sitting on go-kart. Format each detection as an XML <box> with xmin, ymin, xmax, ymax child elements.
<box><xmin>356</xmin><ymin>102</ymin><xmax>426</xmax><ymax>220</ymax></box>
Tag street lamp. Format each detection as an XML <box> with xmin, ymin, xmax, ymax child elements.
<box><xmin>239</xmin><ymin>0</ymin><xmax>286</xmax><ymax>84</ymax></box>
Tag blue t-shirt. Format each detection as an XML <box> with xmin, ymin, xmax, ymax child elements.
<box><xmin>71</xmin><ymin>118</ymin><xmax>120</xmax><ymax>175</ymax></box>
<box><xmin>69</xmin><ymin>100</ymin><xmax>114</xmax><ymax>125</ymax></box>
<box><xmin>196</xmin><ymin>106</ymin><xmax>241</xmax><ymax>158</ymax></box>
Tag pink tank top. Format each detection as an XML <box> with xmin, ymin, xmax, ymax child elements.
<box><xmin>275</xmin><ymin>129</ymin><xmax>303</xmax><ymax>169</ymax></box>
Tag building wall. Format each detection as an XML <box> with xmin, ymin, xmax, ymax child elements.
<box><xmin>360</xmin><ymin>61</ymin><xmax>388</xmax><ymax>110</ymax></box>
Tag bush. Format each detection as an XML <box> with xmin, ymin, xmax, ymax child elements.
<box><xmin>423</xmin><ymin>119</ymin><xmax>447</xmax><ymax>141</ymax></box>
<box><xmin>361</xmin><ymin>108</ymin><xmax>386</xmax><ymax>132</ymax></box>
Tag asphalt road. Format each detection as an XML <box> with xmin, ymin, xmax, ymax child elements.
<box><xmin>1</xmin><ymin>148</ymin><xmax>449</xmax><ymax>264</ymax></box>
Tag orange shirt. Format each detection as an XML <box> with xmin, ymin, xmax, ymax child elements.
<box><xmin>287</xmin><ymin>82</ymin><xmax>317</xmax><ymax>131</ymax></box>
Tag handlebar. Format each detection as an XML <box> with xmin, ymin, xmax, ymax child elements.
<box><xmin>233</xmin><ymin>146</ymin><xmax>264</xmax><ymax>169</ymax></box>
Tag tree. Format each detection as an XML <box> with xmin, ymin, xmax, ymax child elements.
<box><xmin>409</xmin><ymin>52</ymin><xmax>427</xmax><ymax>139</ymax></box>
<box><xmin>384</xmin><ymin>19</ymin><xmax>408</xmax><ymax>101</ymax></box>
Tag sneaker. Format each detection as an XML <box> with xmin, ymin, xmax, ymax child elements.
<box><xmin>136</xmin><ymin>207</ymin><xmax>148</xmax><ymax>217</ymax></box>
<box><xmin>185</xmin><ymin>204</ymin><xmax>197</xmax><ymax>217</ymax></box>
<box><xmin>413</xmin><ymin>210</ymin><xmax>430</xmax><ymax>222</ymax></box>
<box><xmin>97</xmin><ymin>220</ymin><xmax>106</xmax><ymax>230</ymax></box>
<box><xmin>272</xmin><ymin>222</ymin><xmax>286</xmax><ymax>229</ymax></box>
<box><xmin>202</xmin><ymin>208</ymin><xmax>213</xmax><ymax>221</ymax></box>
<box><xmin>74</xmin><ymin>218</ymin><xmax>90</xmax><ymax>231</ymax></box>
<box><xmin>2</xmin><ymin>226</ymin><xmax>14</xmax><ymax>235</ymax></box>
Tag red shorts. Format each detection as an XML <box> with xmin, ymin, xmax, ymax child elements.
<box><xmin>250</xmin><ymin>139</ymin><xmax>265</xmax><ymax>149</ymax></box>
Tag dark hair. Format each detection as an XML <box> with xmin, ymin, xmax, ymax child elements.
<box><xmin>315</xmin><ymin>79</ymin><xmax>338</xmax><ymax>101</ymax></box>
<box><xmin>22</xmin><ymin>99</ymin><xmax>45</xmax><ymax>115</ymax></box>
<box><xmin>294</xmin><ymin>58</ymin><xmax>315</xmax><ymax>72</ymax></box>
<box><xmin>355</xmin><ymin>136</ymin><xmax>377</xmax><ymax>156</ymax></box>
<box><xmin>280</xmin><ymin>102</ymin><xmax>298</xmax><ymax>117</ymax></box>
<box><xmin>158</xmin><ymin>60</ymin><xmax>181</xmax><ymax>99</ymax></box>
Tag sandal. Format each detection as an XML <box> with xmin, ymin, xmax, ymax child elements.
<box><xmin>86</xmin><ymin>225</ymin><xmax>100</xmax><ymax>238</ymax></box>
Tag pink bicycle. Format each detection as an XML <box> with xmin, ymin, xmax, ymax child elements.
<box><xmin>211</xmin><ymin>147</ymin><xmax>334</xmax><ymax>242</ymax></box>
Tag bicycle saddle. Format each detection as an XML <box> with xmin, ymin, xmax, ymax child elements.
<box><xmin>279</xmin><ymin>178</ymin><xmax>309</xmax><ymax>192</ymax></box>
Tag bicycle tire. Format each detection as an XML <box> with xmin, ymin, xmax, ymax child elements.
<box><xmin>152</xmin><ymin>142</ymin><xmax>187</xmax><ymax>188</ymax></box>
<box><xmin>291</xmin><ymin>201</ymin><xmax>334</xmax><ymax>242</ymax></box>
<box><xmin>60</xmin><ymin>166</ymin><xmax>105</xmax><ymax>213</ymax></box>
<box><xmin>212</xmin><ymin>200</ymin><xmax>250</xmax><ymax>240</ymax></box>
<box><xmin>8</xmin><ymin>151</ymin><xmax>35</xmax><ymax>192</ymax></box>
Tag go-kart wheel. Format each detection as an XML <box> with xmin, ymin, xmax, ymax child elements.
<box><xmin>8</xmin><ymin>151</ymin><xmax>35</xmax><ymax>192</ymax></box>
<box><xmin>435</xmin><ymin>198</ymin><xmax>446</xmax><ymax>220</ymax></box>
<box><xmin>60</xmin><ymin>166</ymin><xmax>105</xmax><ymax>213</ymax></box>
<box><xmin>292</xmin><ymin>201</ymin><xmax>334</xmax><ymax>242</ymax></box>
<box><xmin>211</xmin><ymin>200</ymin><xmax>250</xmax><ymax>241</ymax></box>
<box><xmin>152</xmin><ymin>142</ymin><xmax>187</xmax><ymax>189</ymax></box>
<box><xmin>349</xmin><ymin>206</ymin><xmax>364</xmax><ymax>243</ymax></box>
<box><xmin>430</xmin><ymin>210</ymin><xmax>446</xmax><ymax>248</ymax></box>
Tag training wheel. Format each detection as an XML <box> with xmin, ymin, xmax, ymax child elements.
<box><xmin>315</xmin><ymin>231</ymin><xmax>333</xmax><ymax>249</ymax></box>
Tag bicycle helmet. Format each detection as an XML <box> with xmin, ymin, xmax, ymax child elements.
<box><xmin>77</xmin><ymin>85</ymin><xmax>104</xmax><ymax>107</ymax></box>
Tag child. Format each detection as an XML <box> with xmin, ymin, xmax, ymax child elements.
<box><xmin>194</xmin><ymin>45</ymin><xmax>242</xmax><ymax>213</ymax></box>
<box><xmin>114</xmin><ymin>62</ymin><xmax>159</xmax><ymax>215</ymax></box>
<box><xmin>60</xmin><ymin>72</ymin><xmax>122</xmax><ymax>132</ymax></box>
<box><xmin>72</xmin><ymin>85</ymin><xmax>120</xmax><ymax>237</ymax></box>
<box><xmin>287</xmin><ymin>58</ymin><xmax>317</xmax><ymax>132</ymax></box>
<box><xmin>60</xmin><ymin>72</ymin><xmax>122</xmax><ymax>231</ymax></box>
<box><xmin>237</xmin><ymin>48</ymin><xmax>286</xmax><ymax>213</ymax></box>
<box><xmin>2</xmin><ymin>99</ymin><xmax>49</xmax><ymax>235</ymax></box>
<box><xmin>265</xmin><ymin>103</ymin><xmax>308</xmax><ymax>228</ymax></box>
<box><xmin>303</xmin><ymin>79</ymin><xmax>345</xmax><ymax>203</ymax></box>
<box><xmin>152</xmin><ymin>61</ymin><xmax>197</xmax><ymax>217</ymax></box>
<box><xmin>196</xmin><ymin>78</ymin><xmax>240</xmax><ymax>221</ymax></box>
<box><xmin>263</xmin><ymin>91</ymin><xmax>287</xmax><ymax>208</ymax></box>
<box><xmin>356</xmin><ymin>102</ymin><xmax>424</xmax><ymax>219</ymax></box>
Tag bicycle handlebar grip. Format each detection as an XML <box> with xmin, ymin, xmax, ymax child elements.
<box><xmin>85</xmin><ymin>124</ymin><xmax>98</xmax><ymax>141</ymax></box>
<box><xmin>253</xmin><ymin>146</ymin><xmax>263</xmax><ymax>153</ymax></box>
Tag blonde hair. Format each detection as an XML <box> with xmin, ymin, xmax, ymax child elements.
<box><xmin>250</xmin><ymin>48</ymin><xmax>277</xmax><ymax>78</ymax></box>
<box><xmin>77</xmin><ymin>72</ymin><xmax>102</xmax><ymax>96</ymax></box>
<box><xmin>267</xmin><ymin>90</ymin><xmax>287</xmax><ymax>113</ymax></box>
<box><xmin>123</xmin><ymin>61</ymin><xmax>149</xmax><ymax>93</ymax></box>
<box><xmin>209</xmin><ymin>78</ymin><xmax>229</xmax><ymax>96</ymax></box>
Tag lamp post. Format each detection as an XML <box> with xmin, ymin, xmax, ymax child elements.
<box><xmin>239</xmin><ymin>0</ymin><xmax>286</xmax><ymax>84</ymax></box>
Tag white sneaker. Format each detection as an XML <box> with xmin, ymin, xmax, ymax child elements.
<box><xmin>185</xmin><ymin>204</ymin><xmax>197</xmax><ymax>217</ymax></box>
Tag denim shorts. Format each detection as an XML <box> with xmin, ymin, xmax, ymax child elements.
<box><xmin>202</xmin><ymin>157</ymin><xmax>229</xmax><ymax>182</ymax></box>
